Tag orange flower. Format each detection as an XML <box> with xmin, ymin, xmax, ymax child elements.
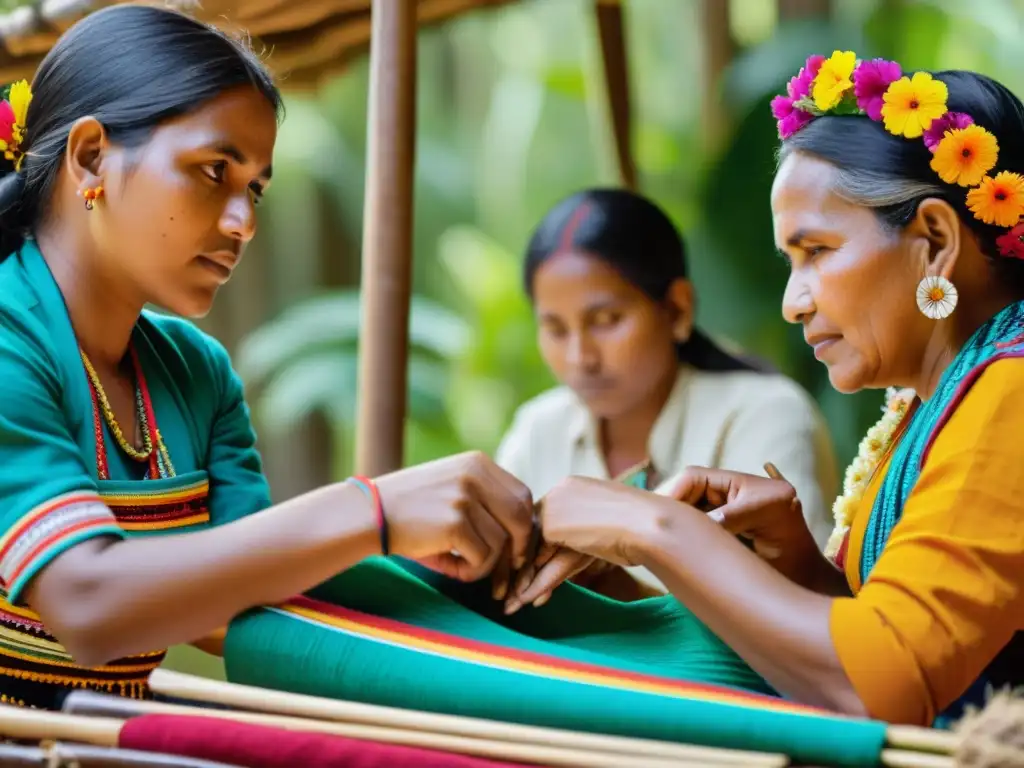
<box><xmin>881</xmin><ymin>72</ymin><xmax>948</xmax><ymax>138</ymax></box>
<box><xmin>930</xmin><ymin>125</ymin><xmax>999</xmax><ymax>187</ymax></box>
<box><xmin>966</xmin><ymin>172</ymin><xmax>1024</xmax><ymax>227</ymax></box>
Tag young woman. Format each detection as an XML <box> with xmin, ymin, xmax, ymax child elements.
<box><xmin>497</xmin><ymin>189</ymin><xmax>837</xmax><ymax>599</ymax></box>
<box><xmin>0</xmin><ymin>5</ymin><xmax>533</xmax><ymax>710</ymax></box>
<box><xmin>515</xmin><ymin>60</ymin><xmax>1024</xmax><ymax>727</ymax></box>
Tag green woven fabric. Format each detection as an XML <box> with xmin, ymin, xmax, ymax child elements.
<box><xmin>224</xmin><ymin>557</ymin><xmax>887</xmax><ymax>766</ymax></box>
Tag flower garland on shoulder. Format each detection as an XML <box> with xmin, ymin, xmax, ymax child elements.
<box><xmin>772</xmin><ymin>51</ymin><xmax>1024</xmax><ymax>259</ymax></box>
<box><xmin>824</xmin><ymin>387</ymin><xmax>916</xmax><ymax>560</ymax></box>
<box><xmin>0</xmin><ymin>79</ymin><xmax>32</xmax><ymax>171</ymax></box>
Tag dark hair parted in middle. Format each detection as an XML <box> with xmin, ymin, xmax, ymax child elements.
<box><xmin>523</xmin><ymin>187</ymin><xmax>764</xmax><ymax>373</ymax></box>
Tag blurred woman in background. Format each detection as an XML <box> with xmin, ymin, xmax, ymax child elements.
<box><xmin>497</xmin><ymin>188</ymin><xmax>837</xmax><ymax>602</ymax></box>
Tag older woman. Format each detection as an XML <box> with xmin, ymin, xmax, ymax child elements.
<box><xmin>510</xmin><ymin>56</ymin><xmax>1024</xmax><ymax>728</ymax></box>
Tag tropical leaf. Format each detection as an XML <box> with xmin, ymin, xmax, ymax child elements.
<box><xmin>234</xmin><ymin>291</ymin><xmax>471</xmax><ymax>386</ymax></box>
<box><xmin>254</xmin><ymin>349</ymin><xmax>452</xmax><ymax>436</ymax></box>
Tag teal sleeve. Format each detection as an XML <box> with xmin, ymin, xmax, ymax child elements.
<box><xmin>0</xmin><ymin>312</ymin><xmax>124</xmax><ymax>604</ymax></box>
<box><xmin>203</xmin><ymin>334</ymin><xmax>273</xmax><ymax>525</ymax></box>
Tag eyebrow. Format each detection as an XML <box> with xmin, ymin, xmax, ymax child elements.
<box><xmin>786</xmin><ymin>228</ymin><xmax>813</xmax><ymax>247</ymax></box>
<box><xmin>213</xmin><ymin>142</ymin><xmax>273</xmax><ymax>180</ymax></box>
<box><xmin>538</xmin><ymin>299</ymin><xmax>622</xmax><ymax>320</ymax></box>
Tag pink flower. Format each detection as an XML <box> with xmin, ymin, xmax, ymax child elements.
<box><xmin>0</xmin><ymin>101</ymin><xmax>14</xmax><ymax>146</ymax></box>
<box><xmin>772</xmin><ymin>95</ymin><xmax>813</xmax><ymax>139</ymax></box>
<box><xmin>923</xmin><ymin>111</ymin><xmax>975</xmax><ymax>153</ymax></box>
<box><xmin>853</xmin><ymin>58</ymin><xmax>902</xmax><ymax>121</ymax></box>
<box><xmin>787</xmin><ymin>54</ymin><xmax>826</xmax><ymax>102</ymax></box>
<box><xmin>996</xmin><ymin>223</ymin><xmax>1024</xmax><ymax>260</ymax></box>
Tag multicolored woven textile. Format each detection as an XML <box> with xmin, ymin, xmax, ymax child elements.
<box><xmin>224</xmin><ymin>557</ymin><xmax>888</xmax><ymax>766</ymax></box>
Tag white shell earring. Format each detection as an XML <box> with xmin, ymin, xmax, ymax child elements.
<box><xmin>916</xmin><ymin>275</ymin><xmax>958</xmax><ymax>320</ymax></box>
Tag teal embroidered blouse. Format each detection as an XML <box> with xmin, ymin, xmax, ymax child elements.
<box><xmin>0</xmin><ymin>241</ymin><xmax>272</xmax><ymax>604</ymax></box>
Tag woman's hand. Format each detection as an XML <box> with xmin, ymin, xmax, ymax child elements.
<box><xmin>503</xmin><ymin>476</ymin><xmax>672</xmax><ymax>611</ymax></box>
<box><xmin>504</xmin><ymin>545</ymin><xmax>654</xmax><ymax>613</ymax></box>
<box><xmin>658</xmin><ymin>465</ymin><xmax>826</xmax><ymax>587</ymax></box>
<box><xmin>503</xmin><ymin>543</ymin><xmax>602</xmax><ymax>612</ymax></box>
<box><xmin>375</xmin><ymin>451</ymin><xmax>535</xmax><ymax>583</ymax></box>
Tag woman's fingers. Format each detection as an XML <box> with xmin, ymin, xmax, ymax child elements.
<box><xmin>505</xmin><ymin>549</ymin><xmax>592</xmax><ymax>614</ymax></box>
<box><xmin>436</xmin><ymin>500</ymin><xmax>500</xmax><ymax>581</ymax></box>
<box><xmin>491</xmin><ymin>542</ymin><xmax>512</xmax><ymax>599</ymax></box>
<box><xmin>472</xmin><ymin>459</ymin><xmax>535</xmax><ymax>569</ymax></box>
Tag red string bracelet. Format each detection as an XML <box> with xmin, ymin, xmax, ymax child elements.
<box><xmin>349</xmin><ymin>475</ymin><xmax>389</xmax><ymax>556</ymax></box>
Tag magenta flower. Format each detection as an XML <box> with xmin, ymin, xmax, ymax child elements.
<box><xmin>772</xmin><ymin>95</ymin><xmax>813</xmax><ymax>139</ymax></box>
<box><xmin>997</xmin><ymin>224</ymin><xmax>1024</xmax><ymax>260</ymax></box>
<box><xmin>787</xmin><ymin>54</ymin><xmax>826</xmax><ymax>102</ymax></box>
<box><xmin>0</xmin><ymin>101</ymin><xmax>14</xmax><ymax>146</ymax></box>
<box><xmin>853</xmin><ymin>58</ymin><xmax>902</xmax><ymax>121</ymax></box>
<box><xmin>923</xmin><ymin>111</ymin><xmax>975</xmax><ymax>153</ymax></box>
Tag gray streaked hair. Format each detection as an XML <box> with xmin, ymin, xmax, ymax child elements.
<box><xmin>778</xmin><ymin>137</ymin><xmax>946</xmax><ymax>231</ymax></box>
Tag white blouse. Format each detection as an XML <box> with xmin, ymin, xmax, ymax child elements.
<box><xmin>495</xmin><ymin>365</ymin><xmax>838</xmax><ymax>556</ymax></box>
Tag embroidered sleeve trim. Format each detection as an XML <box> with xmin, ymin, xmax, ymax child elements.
<box><xmin>0</xmin><ymin>492</ymin><xmax>125</xmax><ymax>604</ymax></box>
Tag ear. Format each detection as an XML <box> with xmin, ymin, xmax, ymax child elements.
<box><xmin>906</xmin><ymin>197</ymin><xmax>961</xmax><ymax>279</ymax></box>
<box><xmin>64</xmin><ymin>116</ymin><xmax>109</xmax><ymax>191</ymax></box>
<box><xmin>664</xmin><ymin>278</ymin><xmax>695</xmax><ymax>343</ymax></box>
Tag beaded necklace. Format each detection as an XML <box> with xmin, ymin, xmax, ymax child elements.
<box><xmin>80</xmin><ymin>344</ymin><xmax>175</xmax><ymax>481</ymax></box>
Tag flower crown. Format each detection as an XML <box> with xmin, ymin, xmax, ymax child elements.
<box><xmin>772</xmin><ymin>52</ymin><xmax>1024</xmax><ymax>260</ymax></box>
<box><xmin>0</xmin><ymin>79</ymin><xmax>31</xmax><ymax>172</ymax></box>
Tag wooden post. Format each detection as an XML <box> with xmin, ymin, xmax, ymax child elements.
<box><xmin>777</xmin><ymin>0</ymin><xmax>832</xmax><ymax>19</ymax></box>
<box><xmin>594</xmin><ymin>0</ymin><xmax>636</xmax><ymax>190</ymax></box>
<box><xmin>354</xmin><ymin>0</ymin><xmax>418</xmax><ymax>477</ymax></box>
<box><xmin>698</xmin><ymin>0</ymin><xmax>735</xmax><ymax>151</ymax></box>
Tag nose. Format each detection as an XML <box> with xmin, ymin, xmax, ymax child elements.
<box><xmin>566</xmin><ymin>331</ymin><xmax>600</xmax><ymax>373</ymax></box>
<box><xmin>218</xmin><ymin>192</ymin><xmax>257</xmax><ymax>243</ymax></box>
<box><xmin>781</xmin><ymin>269</ymin><xmax>815</xmax><ymax>325</ymax></box>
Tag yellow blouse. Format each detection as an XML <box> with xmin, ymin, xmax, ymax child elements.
<box><xmin>830</xmin><ymin>359</ymin><xmax>1024</xmax><ymax>725</ymax></box>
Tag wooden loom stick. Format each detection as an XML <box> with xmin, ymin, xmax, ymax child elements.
<box><xmin>60</xmin><ymin>691</ymin><xmax>778</xmax><ymax>768</ymax></box>
<box><xmin>0</xmin><ymin>705</ymin><xmax>122</xmax><ymax>746</ymax></box>
<box><xmin>886</xmin><ymin>725</ymin><xmax>960</xmax><ymax>755</ymax></box>
<box><xmin>147</xmin><ymin>670</ymin><xmax>788</xmax><ymax>767</ymax></box>
<box><xmin>0</xmin><ymin>740</ymin><xmax>245</xmax><ymax>768</ymax></box>
<box><xmin>879</xmin><ymin>749</ymin><xmax>954</xmax><ymax>768</ymax></box>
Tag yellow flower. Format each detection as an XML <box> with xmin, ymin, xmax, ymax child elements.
<box><xmin>832</xmin><ymin>496</ymin><xmax>859</xmax><ymax>527</ymax></box>
<box><xmin>7</xmin><ymin>80</ymin><xmax>30</xmax><ymax>129</ymax></box>
<box><xmin>858</xmin><ymin>430</ymin><xmax>886</xmax><ymax>457</ymax></box>
<box><xmin>824</xmin><ymin>527</ymin><xmax>849</xmax><ymax>559</ymax></box>
<box><xmin>843</xmin><ymin>456</ymin><xmax>872</xmax><ymax>491</ymax></box>
<box><xmin>812</xmin><ymin>50</ymin><xmax>857</xmax><ymax>111</ymax></box>
<box><xmin>967</xmin><ymin>172</ymin><xmax>1024</xmax><ymax>227</ymax></box>
<box><xmin>881</xmin><ymin>72</ymin><xmax>948</xmax><ymax>138</ymax></box>
<box><xmin>930</xmin><ymin>125</ymin><xmax>999</xmax><ymax>187</ymax></box>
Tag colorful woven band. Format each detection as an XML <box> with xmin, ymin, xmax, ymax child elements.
<box><xmin>349</xmin><ymin>476</ymin><xmax>389</xmax><ymax>556</ymax></box>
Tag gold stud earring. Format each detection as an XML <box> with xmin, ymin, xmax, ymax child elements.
<box><xmin>77</xmin><ymin>185</ymin><xmax>104</xmax><ymax>210</ymax></box>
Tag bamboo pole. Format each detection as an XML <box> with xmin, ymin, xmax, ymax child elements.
<box><xmin>3</xmin><ymin>740</ymin><xmax>244</xmax><ymax>768</ymax></box>
<box><xmin>353</xmin><ymin>0</ymin><xmax>418</xmax><ymax>476</ymax></box>
<box><xmin>0</xmin><ymin>705</ymin><xmax>121</xmax><ymax>746</ymax></box>
<box><xmin>144</xmin><ymin>670</ymin><xmax>787</xmax><ymax>766</ymax></box>
<box><xmin>879</xmin><ymin>749</ymin><xmax>954</xmax><ymax>768</ymax></box>
<box><xmin>887</xmin><ymin>725</ymin><xmax>961</xmax><ymax>755</ymax></box>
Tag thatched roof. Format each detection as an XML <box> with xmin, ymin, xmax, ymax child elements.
<box><xmin>0</xmin><ymin>0</ymin><xmax>518</xmax><ymax>86</ymax></box>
